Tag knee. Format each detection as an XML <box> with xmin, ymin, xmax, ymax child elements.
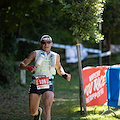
<box><xmin>30</xmin><ymin>109</ymin><xmax>38</xmax><ymax>116</ymax></box>
<box><xmin>45</xmin><ymin>106</ymin><xmax>51</xmax><ymax>111</ymax></box>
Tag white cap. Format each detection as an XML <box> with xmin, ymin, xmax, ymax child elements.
<box><xmin>40</xmin><ymin>35</ymin><xmax>52</xmax><ymax>42</ymax></box>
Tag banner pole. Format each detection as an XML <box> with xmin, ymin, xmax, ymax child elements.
<box><xmin>76</xmin><ymin>43</ymin><xmax>87</xmax><ymax>115</ymax></box>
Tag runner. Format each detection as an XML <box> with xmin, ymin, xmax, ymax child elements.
<box><xmin>19</xmin><ymin>35</ymin><xmax>71</xmax><ymax>120</ymax></box>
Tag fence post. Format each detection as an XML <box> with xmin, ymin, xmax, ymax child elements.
<box><xmin>20</xmin><ymin>70</ymin><xmax>26</xmax><ymax>84</ymax></box>
<box><xmin>76</xmin><ymin>43</ymin><xmax>87</xmax><ymax>115</ymax></box>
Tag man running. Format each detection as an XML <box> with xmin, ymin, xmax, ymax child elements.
<box><xmin>19</xmin><ymin>35</ymin><xmax>71</xmax><ymax>120</ymax></box>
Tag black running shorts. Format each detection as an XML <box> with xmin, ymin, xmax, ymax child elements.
<box><xmin>29</xmin><ymin>83</ymin><xmax>54</xmax><ymax>95</ymax></box>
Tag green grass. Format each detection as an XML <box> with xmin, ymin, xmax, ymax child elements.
<box><xmin>0</xmin><ymin>70</ymin><xmax>120</xmax><ymax>120</ymax></box>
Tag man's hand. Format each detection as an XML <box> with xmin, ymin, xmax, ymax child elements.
<box><xmin>27</xmin><ymin>65</ymin><xmax>37</xmax><ymax>72</ymax></box>
<box><xmin>62</xmin><ymin>73</ymin><xmax>71</xmax><ymax>81</ymax></box>
<box><xmin>66</xmin><ymin>74</ymin><xmax>71</xmax><ymax>81</ymax></box>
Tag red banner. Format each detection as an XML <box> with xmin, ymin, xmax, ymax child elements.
<box><xmin>82</xmin><ymin>66</ymin><xmax>108</xmax><ymax>106</ymax></box>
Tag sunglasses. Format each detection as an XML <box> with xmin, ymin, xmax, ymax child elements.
<box><xmin>41</xmin><ymin>41</ymin><xmax>52</xmax><ymax>44</ymax></box>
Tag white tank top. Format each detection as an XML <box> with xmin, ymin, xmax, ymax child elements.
<box><xmin>33</xmin><ymin>50</ymin><xmax>57</xmax><ymax>79</ymax></box>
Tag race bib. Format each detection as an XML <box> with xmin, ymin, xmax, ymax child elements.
<box><xmin>36</xmin><ymin>77</ymin><xmax>49</xmax><ymax>90</ymax></box>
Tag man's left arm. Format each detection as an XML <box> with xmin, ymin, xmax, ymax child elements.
<box><xmin>55</xmin><ymin>54</ymin><xmax>71</xmax><ymax>81</ymax></box>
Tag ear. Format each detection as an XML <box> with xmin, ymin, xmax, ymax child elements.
<box><xmin>51</xmin><ymin>42</ymin><xmax>53</xmax><ymax>45</ymax></box>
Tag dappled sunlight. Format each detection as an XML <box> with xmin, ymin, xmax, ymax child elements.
<box><xmin>54</xmin><ymin>98</ymin><xmax>78</xmax><ymax>102</ymax></box>
<box><xmin>68</xmin><ymin>105</ymin><xmax>120</xmax><ymax>120</ymax></box>
<box><xmin>72</xmin><ymin>85</ymin><xmax>79</xmax><ymax>90</ymax></box>
<box><xmin>73</xmin><ymin>106</ymin><xmax>80</xmax><ymax>113</ymax></box>
<box><xmin>52</xmin><ymin>96</ymin><xmax>120</xmax><ymax>120</ymax></box>
<box><xmin>85</xmin><ymin>114</ymin><xmax>115</xmax><ymax>120</ymax></box>
<box><xmin>54</xmin><ymin>98</ymin><xmax>70</xmax><ymax>102</ymax></box>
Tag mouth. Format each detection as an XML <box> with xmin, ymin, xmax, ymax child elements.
<box><xmin>45</xmin><ymin>47</ymin><xmax>49</xmax><ymax>48</ymax></box>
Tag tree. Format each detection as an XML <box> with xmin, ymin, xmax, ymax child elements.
<box><xmin>103</xmin><ymin>0</ymin><xmax>120</xmax><ymax>64</ymax></box>
<box><xmin>63</xmin><ymin>0</ymin><xmax>105</xmax><ymax>114</ymax></box>
<box><xmin>0</xmin><ymin>0</ymin><xmax>73</xmax><ymax>57</ymax></box>
<box><xmin>0</xmin><ymin>0</ymin><xmax>43</xmax><ymax>55</ymax></box>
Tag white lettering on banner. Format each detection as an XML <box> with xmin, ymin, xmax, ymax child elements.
<box><xmin>84</xmin><ymin>70</ymin><xmax>106</xmax><ymax>103</ymax></box>
<box><xmin>84</xmin><ymin>82</ymin><xmax>93</xmax><ymax>96</ymax></box>
<box><xmin>89</xmin><ymin>70</ymin><xmax>101</xmax><ymax>82</ymax></box>
<box><xmin>94</xmin><ymin>75</ymin><xmax>106</xmax><ymax>91</ymax></box>
<box><xmin>86</xmin><ymin>88</ymin><xmax>104</xmax><ymax>103</ymax></box>
<box><xmin>85</xmin><ymin>71</ymin><xmax>106</xmax><ymax>96</ymax></box>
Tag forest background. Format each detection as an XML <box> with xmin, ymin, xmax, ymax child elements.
<box><xmin>0</xmin><ymin>0</ymin><xmax>120</xmax><ymax>119</ymax></box>
<box><xmin>0</xmin><ymin>0</ymin><xmax>120</xmax><ymax>94</ymax></box>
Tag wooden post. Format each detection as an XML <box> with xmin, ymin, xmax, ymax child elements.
<box><xmin>20</xmin><ymin>70</ymin><xmax>26</xmax><ymax>85</ymax></box>
<box><xmin>99</xmin><ymin>22</ymin><xmax>102</xmax><ymax>66</ymax></box>
<box><xmin>76</xmin><ymin>43</ymin><xmax>87</xmax><ymax>115</ymax></box>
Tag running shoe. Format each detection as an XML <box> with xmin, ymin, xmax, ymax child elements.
<box><xmin>33</xmin><ymin>107</ymin><xmax>42</xmax><ymax>120</ymax></box>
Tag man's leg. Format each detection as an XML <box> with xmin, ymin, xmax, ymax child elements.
<box><xmin>29</xmin><ymin>93</ymin><xmax>41</xmax><ymax>116</ymax></box>
<box><xmin>42</xmin><ymin>91</ymin><xmax>54</xmax><ymax>120</ymax></box>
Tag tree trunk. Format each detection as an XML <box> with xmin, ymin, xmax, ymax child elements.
<box><xmin>18</xmin><ymin>22</ymin><xmax>22</xmax><ymax>37</ymax></box>
<box><xmin>76</xmin><ymin>41</ymin><xmax>87</xmax><ymax>115</ymax></box>
<box><xmin>108</xmin><ymin>30</ymin><xmax>111</xmax><ymax>65</ymax></box>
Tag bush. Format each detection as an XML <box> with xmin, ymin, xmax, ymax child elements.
<box><xmin>0</xmin><ymin>53</ymin><xmax>19</xmax><ymax>85</ymax></box>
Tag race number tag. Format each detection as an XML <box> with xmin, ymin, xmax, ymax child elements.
<box><xmin>36</xmin><ymin>77</ymin><xmax>49</xmax><ymax>90</ymax></box>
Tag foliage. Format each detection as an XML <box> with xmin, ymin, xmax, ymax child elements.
<box><xmin>103</xmin><ymin>0</ymin><xmax>120</xmax><ymax>45</ymax></box>
<box><xmin>103</xmin><ymin>0</ymin><xmax>120</xmax><ymax>31</ymax></box>
<box><xmin>0</xmin><ymin>0</ymin><xmax>43</xmax><ymax>56</ymax></box>
<box><xmin>2</xmin><ymin>33</ymin><xmax>17</xmax><ymax>56</ymax></box>
<box><xmin>0</xmin><ymin>0</ymin><xmax>119</xmax><ymax>56</ymax></box>
<box><xmin>0</xmin><ymin>53</ymin><xmax>19</xmax><ymax>85</ymax></box>
<box><xmin>20</xmin><ymin>0</ymin><xmax>74</xmax><ymax>44</ymax></box>
<box><xmin>63</xmin><ymin>0</ymin><xmax>105</xmax><ymax>43</ymax></box>
<box><xmin>0</xmin><ymin>0</ymin><xmax>74</xmax><ymax>58</ymax></box>
<box><xmin>0</xmin><ymin>0</ymin><xmax>43</xmax><ymax>34</ymax></box>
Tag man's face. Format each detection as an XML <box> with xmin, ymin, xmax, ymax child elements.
<box><xmin>40</xmin><ymin>39</ymin><xmax>53</xmax><ymax>53</ymax></box>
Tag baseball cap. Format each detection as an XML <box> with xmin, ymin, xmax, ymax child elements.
<box><xmin>40</xmin><ymin>35</ymin><xmax>52</xmax><ymax>42</ymax></box>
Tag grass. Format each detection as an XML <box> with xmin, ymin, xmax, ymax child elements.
<box><xmin>0</xmin><ymin>70</ymin><xmax>120</xmax><ymax>120</ymax></box>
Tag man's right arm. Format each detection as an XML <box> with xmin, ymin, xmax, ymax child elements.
<box><xmin>19</xmin><ymin>51</ymin><xmax>36</xmax><ymax>72</ymax></box>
